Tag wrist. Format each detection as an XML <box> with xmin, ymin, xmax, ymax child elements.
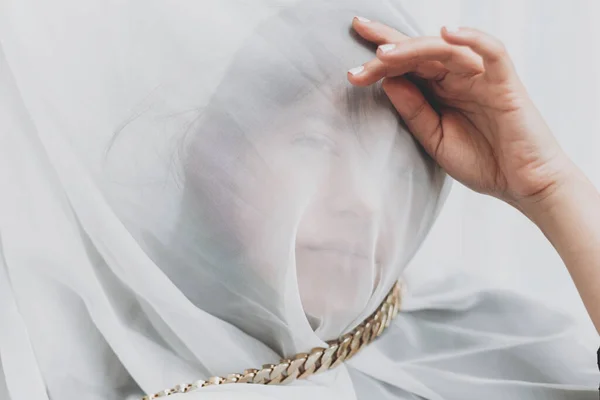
<box><xmin>520</xmin><ymin>168</ymin><xmax>599</xmax><ymax>237</ymax></box>
<box><xmin>516</xmin><ymin>161</ymin><xmax>592</xmax><ymax>225</ymax></box>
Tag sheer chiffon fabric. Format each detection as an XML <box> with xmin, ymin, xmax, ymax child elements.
<box><xmin>0</xmin><ymin>0</ymin><xmax>597</xmax><ymax>399</ymax></box>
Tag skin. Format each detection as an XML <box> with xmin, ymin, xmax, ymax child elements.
<box><xmin>347</xmin><ymin>18</ymin><xmax>600</xmax><ymax>335</ymax></box>
<box><xmin>231</xmin><ymin>85</ymin><xmax>431</xmax><ymax>329</ymax></box>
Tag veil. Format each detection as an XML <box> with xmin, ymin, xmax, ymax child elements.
<box><xmin>0</xmin><ymin>1</ymin><xmax>596</xmax><ymax>399</ymax></box>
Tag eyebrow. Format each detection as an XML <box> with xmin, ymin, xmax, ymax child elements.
<box><xmin>280</xmin><ymin>81</ymin><xmax>398</xmax><ymax>138</ymax></box>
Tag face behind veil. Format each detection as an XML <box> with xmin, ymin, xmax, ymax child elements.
<box><xmin>0</xmin><ymin>0</ymin><xmax>449</xmax><ymax>398</ymax></box>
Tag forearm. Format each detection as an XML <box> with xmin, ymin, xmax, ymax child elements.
<box><xmin>522</xmin><ymin>165</ymin><xmax>600</xmax><ymax>334</ymax></box>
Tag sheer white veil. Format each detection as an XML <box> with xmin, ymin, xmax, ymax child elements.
<box><xmin>0</xmin><ymin>0</ymin><xmax>457</xmax><ymax>399</ymax></box>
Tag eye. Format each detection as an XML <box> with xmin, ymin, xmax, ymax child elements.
<box><xmin>292</xmin><ymin>132</ymin><xmax>338</xmax><ymax>154</ymax></box>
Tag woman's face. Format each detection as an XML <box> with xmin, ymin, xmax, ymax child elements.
<box><xmin>230</xmin><ymin>84</ymin><xmax>427</xmax><ymax>328</ymax></box>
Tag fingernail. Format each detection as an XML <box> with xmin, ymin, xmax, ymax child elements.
<box><xmin>378</xmin><ymin>43</ymin><xmax>396</xmax><ymax>53</ymax></box>
<box><xmin>444</xmin><ymin>25</ymin><xmax>461</xmax><ymax>33</ymax></box>
<box><xmin>355</xmin><ymin>16</ymin><xmax>370</xmax><ymax>23</ymax></box>
<box><xmin>348</xmin><ymin>65</ymin><xmax>365</xmax><ymax>76</ymax></box>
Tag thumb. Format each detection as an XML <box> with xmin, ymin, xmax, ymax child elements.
<box><xmin>382</xmin><ymin>76</ymin><xmax>443</xmax><ymax>159</ymax></box>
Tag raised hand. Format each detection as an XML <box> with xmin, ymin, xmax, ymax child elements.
<box><xmin>348</xmin><ymin>18</ymin><xmax>573</xmax><ymax>210</ymax></box>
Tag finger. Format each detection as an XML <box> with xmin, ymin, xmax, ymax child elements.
<box><xmin>352</xmin><ymin>16</ymin><xmax>409</xmax><ymax>45</ymax></box>
<box><xmin>348</xmin><ymin>58</ymin><xmax>405</xmax><ymax>87</ymax></box>
<box><xmin>352</xmin><ymin>17</ymin><xmax>449</xmax><ymax>79</ymax></box>
<box><xmin>350</xmin><ymin>17</ymin><xmax>450</xmax><ymax>84</ymax></box>
<box><xmin>382</xmin><ymin>76</ymin><xmax>443</xmax><ymax>158</ymax></box>
<box><xmin>348</xmin><ymin>57</ymin><xmax>448</xmax><ymax>86</ymax></box>
<box><xmin>347</xmin><ymin>58</ymin><xmax>449</xmax><ymax>86</ymax></box>
<box><xmin>441</xmin><ymin>27</ymin><xmax>515</xmax><ymax>82</ymax></box>
<box><xmin>376</xmin><ymin>37</ymin><xmax>484</xmax><ymax>74</ymax></box>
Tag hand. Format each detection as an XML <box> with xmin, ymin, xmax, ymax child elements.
<box><xmin>348</xmin><ymin>18</ymin><xmax>574</xmax><ymax>212</ymax></box>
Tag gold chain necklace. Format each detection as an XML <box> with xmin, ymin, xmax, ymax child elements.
<box><xmin>142</xmin><ymin>282</ymin><xmax>402</xmax><ymax>399</ymax></box>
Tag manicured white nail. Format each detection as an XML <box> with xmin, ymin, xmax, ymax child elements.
<box><xmin>348</xmin><ymin>65</ymin><xmax>365</xmax><ymax>76</ymax></box>
<box><xmin>355</xmin><ymin>16</ymin><xmax>370</xmax><ymax>23</ymax></box>
<box><xmin>444</xmin><ymin>25</ymin><xmax>461</xmax><ymax>33</ymax></box>
<box><xmin>378</xmin><ymin>43</ymin><xmax>396</xmax><ymax>53</ymax></box>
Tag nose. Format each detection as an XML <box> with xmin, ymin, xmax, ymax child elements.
<box><xmin>324</xmin><ymin>155</ymin><xmax>379</xmax><ymax>220</ymax></box>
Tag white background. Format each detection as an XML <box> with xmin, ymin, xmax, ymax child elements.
<box><xmin>400</xmin><ymin>0</ymin><xmax>600</xmax><ymax>346</ymax></box>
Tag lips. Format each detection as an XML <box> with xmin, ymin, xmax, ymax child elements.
<box><xmin>299</xmin><ymin>243</ymin><xmax>372</xmax><ymax>261</ymax></box>
<box><xmin>294</xmin><ymin>242</ymin><xmax>380</xmax><ymax>321</ymax></box>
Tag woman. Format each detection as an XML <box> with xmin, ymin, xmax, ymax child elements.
<box><xmin>0</xmin><ymin>1</ymin><xmax>596</xmax><ymax>399</ymax></box>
